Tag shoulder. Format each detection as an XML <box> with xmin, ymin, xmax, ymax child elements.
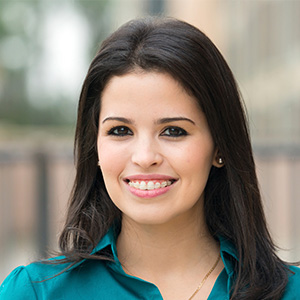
<box><xmin>0</xmin><ymin>258</ymin><xmax>110</xmax><ymax>300</ymax></box>
<box><xmin>282</xmin><ymin>265</ymin><xmax>300</xmax><ymax>299</ymax></box>
<box><xmin>0</xmin><ymin>259</ymin><xmax>76</xmax><ymax>300</ymax></box>
<box><xmin>0</xmin><ymin>260</ymin><xmax>71</xmax><ymax>299</ymax></box>
<box><xmin>0</xmin><ymin>266</ymin><xmax>37</xmax><ymax>299</ymax></box>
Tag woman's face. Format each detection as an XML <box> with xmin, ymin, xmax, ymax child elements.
<box><xmin>97</xmin><ymin>72</ymin><xmax>219</xmax><ymax>226</ymax></box>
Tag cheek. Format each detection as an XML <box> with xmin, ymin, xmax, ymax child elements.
<box><xmin>169</xmin><ymin>141</ymin><xmax>214</xmax><ymax>174</ymax></box>
<box><xmin>97</xmin><ymin>141</ymin><xmax>126</xmax><ymax>179</ymax></box>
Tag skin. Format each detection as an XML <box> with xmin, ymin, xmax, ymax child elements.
<box><xmin>97</xmin><ymin>71</ymin><xmax>224</xmax><ymax>299</ymax></box>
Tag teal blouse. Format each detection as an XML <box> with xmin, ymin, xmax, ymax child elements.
<box><xmin>1</xmin><ymin>227</ymin><xmax>299</xmax><ymax>299</ymax></box>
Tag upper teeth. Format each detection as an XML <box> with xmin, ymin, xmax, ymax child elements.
<box><xmin>128</xmin><ymin>180</ymin><xmax>172</xmax><ymax>190</ymax></box>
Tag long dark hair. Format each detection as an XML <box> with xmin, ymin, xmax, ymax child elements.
<box><xmin>59</xmin><ymin>17</ymin><xmax>290</xmax><ymax>299</ymax></box>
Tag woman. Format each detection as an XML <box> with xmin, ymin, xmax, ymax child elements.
<box><xmin>0</xmin><ymin>17</ymin><xmax>299</xmax><ymax>300</ymax></box>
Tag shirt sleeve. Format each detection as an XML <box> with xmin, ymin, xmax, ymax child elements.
<box><xmin>0</xmin><ymin>266</ymin><xmax>37</xmax><ymax>300</ymax></box>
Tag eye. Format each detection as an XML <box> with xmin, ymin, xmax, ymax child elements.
<box><xmin>161</xmin><ymin>126</ymin><xmax>188</xmax><ymax>137</ymax></box>
<box><xmin>107</xmin><ymin>126</ymin><xmax>133</xmax><ymax>136</ymax></box>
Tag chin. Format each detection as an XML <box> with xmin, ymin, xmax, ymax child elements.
<box><xmin>123</xmin><ymin>209</ymin><xmax>191</xmax><ymax>228</ymax></box>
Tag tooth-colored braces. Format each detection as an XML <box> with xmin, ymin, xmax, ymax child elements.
<box><xmin>128</xmin><ymin>180</ymin><xmax>172</xmax><ymax>190</ymax></box>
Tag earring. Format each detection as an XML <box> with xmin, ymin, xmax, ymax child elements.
<box><xmin>97</xmin><ymin>161</ymin><xmax>101</xmax><ymax>167</ymax></box>
<box><xmin>218</xmin><ymin>157</ymin><xmax>223</xmax><ymax>165</ymax></box>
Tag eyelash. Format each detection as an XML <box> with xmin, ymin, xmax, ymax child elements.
<box><xmin>107</xmin><ymin>126</ymin><xmax>133</xmax><ymax>136</ymax></box>
<box><xmin>106</xmin><ymin>126</ymin><xmax>188</xmax><ymax>138</ymax></box>
<box><xmin>161</xmin><ymin>126</ymin><xmax>188</xmax><ymax>137</ymax></box>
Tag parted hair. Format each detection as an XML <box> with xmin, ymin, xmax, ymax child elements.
<box><xmin>59</xmin><ymin>17</ymin><xmax>290</xmax><ymax>299</ymax></box>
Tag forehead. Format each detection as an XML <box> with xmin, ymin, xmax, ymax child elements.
<box><xmin>100</xmin><ymin>72</ymin><xmax>202</xmax><ymax>119</ymax></box>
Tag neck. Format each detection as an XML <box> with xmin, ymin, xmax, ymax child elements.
<box><xmin>116</xmin><ymin>205</ymin><xmax>220</xmax><ymax>279</ymax></box>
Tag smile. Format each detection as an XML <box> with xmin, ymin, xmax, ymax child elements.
<box><xmin>127</xmin><ymin>180</ymin><xmax>173</xmax><ymax>190</ymax></box>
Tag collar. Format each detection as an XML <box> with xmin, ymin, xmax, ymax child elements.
<box><xmin>218</xmin><ymin>236</ymin><xmax>238</xmax><ymax>276</ymax></box>
<box><xmin>64</xmin><ymin>227</ymin><xmax>119</xmax><ymax>272</ymax></box>
<box><xmin>90</xmin><ymin>226</ymin><xmax>118</xmax><ymax>258</ymax></box>
<box><xmin>67</xmin><ymin>227</ymin><xmax>239</xmax><ymax>278</ymax></box>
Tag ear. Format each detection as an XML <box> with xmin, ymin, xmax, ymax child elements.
<box><xmin>212</xmin><ymin>149</ymin><xmax>225</xmax><ymax>168</ymax></box>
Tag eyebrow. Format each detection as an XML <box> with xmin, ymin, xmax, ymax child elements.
<box><xmin>102</xmin><ymin>116</ymin><xmax>195</xmax><ymax>125</ymax></box>
<box><xmin>102</xmin><ymin>117</ymin><xmax>134</xmax><ymax>124</ymax></box>
<box><xmin>155</xmin><ymin>117</ymin><xmax>195</xmax><ymax>125</ymax></box>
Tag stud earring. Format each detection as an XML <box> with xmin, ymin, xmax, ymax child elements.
<box><xmin>218</xmin><ymin>157</ymin><xmax>223</xmax><ymax>165</ymax></box>
<box><xmin>97</xmin><ymin>161</ymin><xmax>101</xmax><ymax>167</ymax></box>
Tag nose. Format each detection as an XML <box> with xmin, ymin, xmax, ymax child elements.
<box><xmin>131</xmin><ymin>137</ymin><xmax>163</xmax><ymax>169</ymax></box>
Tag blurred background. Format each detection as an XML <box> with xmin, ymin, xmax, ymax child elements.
<box><xmin>0</xmin><ymin>0</ymin><xmax>299</xmax><ymax>281</ymax></box>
